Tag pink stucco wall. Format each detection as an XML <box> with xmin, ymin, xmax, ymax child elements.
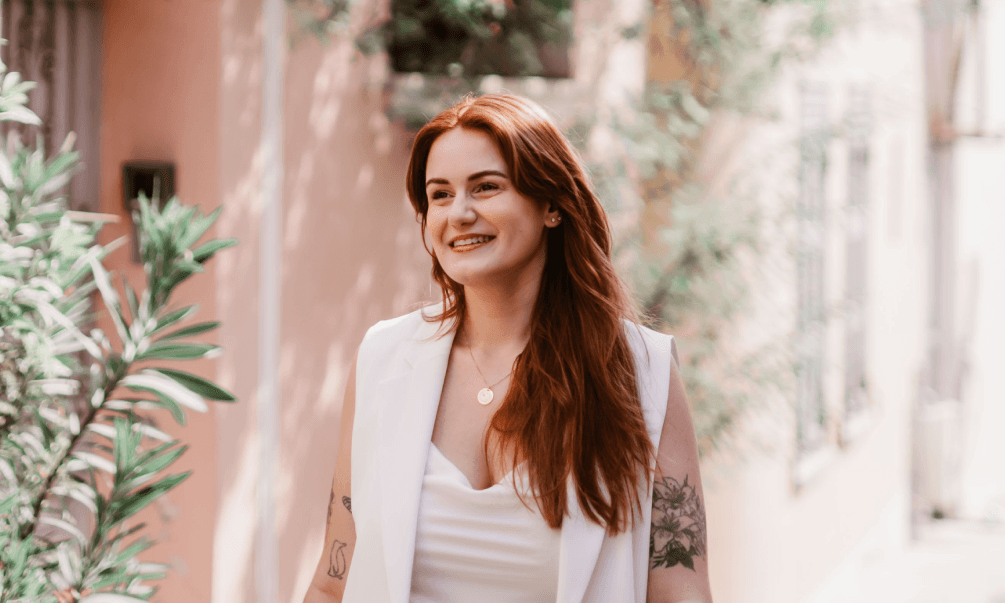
<box><xmin>212</xmin><ymin>1</ymin><xmax>433</xmax><ymax>600</ymax></box>
<box><xmin>99</xmin><ymin>0</ymin><xmax>222</xmax><ymax>600</ymax></box>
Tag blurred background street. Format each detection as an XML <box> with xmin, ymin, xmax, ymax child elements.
<box><xmin>1</xmin><ymin>0</ymin><xmax>1002</xmax><ymax>600</ymax></box>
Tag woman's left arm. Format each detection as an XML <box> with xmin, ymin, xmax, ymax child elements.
<box><xmin>647</xmin><ymin>356</ymin><xmax>713</xmax><ymax>603</ymax></box>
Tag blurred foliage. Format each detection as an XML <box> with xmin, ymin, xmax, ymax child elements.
<box><xmin>290</xmin><ymin>0</ymin><xmax>838</xmax><ymax>457</ymax></box>
<box><xmin>593</xmin><ymin>0</ymin><xmax>838</xmax><ymax>456</ymax></box>
<box><xmin>287</xmin><ymin>0</ymin><xmax>354</xmax><ymax>42</ymax></box>
<box><xmin>0</xmin><ymin>53</ymin><xmax>236</xmax><ymax>601</ymax></box>
<box><xmin>357</xmin><ymin>0</ymin><xmax>573</xmax><ymax>77</ymax></box>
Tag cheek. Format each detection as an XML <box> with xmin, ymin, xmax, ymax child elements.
<box><xmin>424</xmin><ymin>210</ymin><xmax>445</xmax><ymax>240</ymax></box>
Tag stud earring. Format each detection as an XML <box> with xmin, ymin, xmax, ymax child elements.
<box><xmin>551</xmin><ymin>217</ymin><xmax>557</xmax><ymax>223</ymax></box>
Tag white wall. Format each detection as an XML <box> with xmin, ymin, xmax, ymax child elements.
<box><xmin>954</xmin><ymin>0</ymin><xmax>1005</xmax><ymax>522</ymax></box>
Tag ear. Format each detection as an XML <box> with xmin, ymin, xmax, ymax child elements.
<box><xmin>544</xmin><ymin>205</ymin><xmax>563</xmax><ymax>229</ymax></box>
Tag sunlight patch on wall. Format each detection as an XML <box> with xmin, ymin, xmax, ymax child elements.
<box><xmin>212</xmin><ymin>431</ymin><xmax>260</xmax><ymax>603</ymax></box>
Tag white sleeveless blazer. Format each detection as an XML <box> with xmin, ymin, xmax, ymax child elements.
<box><xmin>342</xmin><ymin>304</ymin><xmax>678</xmax><ymax>603</ymax></box>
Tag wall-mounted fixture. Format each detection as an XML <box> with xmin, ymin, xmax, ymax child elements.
<box><xmin>122</xmin><ymin>161</ymin><xmax>175</xmax><ymax>263</ymax></box>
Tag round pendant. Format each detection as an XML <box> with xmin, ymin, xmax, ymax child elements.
<box><xmin>477</xmin><ymin>387</ymin><xmax>494</xmax><ymax>405</ymax></box>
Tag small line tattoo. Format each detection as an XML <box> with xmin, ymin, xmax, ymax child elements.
<box><xmin>649</xmin><ymin>474</ymin><xmax>707</xmax><ymax>571</ymax></box>
<box><xmin>342</xmin><ymin>495</ymin><xmax>351</xmax><ymax>514</ymax></box>
<box><xmin>328</xmin><ymin>539</ymin><xmax>348</xmax><ymax>579</ymax></box>
<box><xmin>327</xmin><ymin>490</ymin><xmax>335</xmax><ymax>525</ymax></box>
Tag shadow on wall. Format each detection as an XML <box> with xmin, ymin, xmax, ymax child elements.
<box><xmin>212</xmin><ymin>0</ymin><xmax>270</xmax><ymax>602</ymax></box>
<box><xmin>276</xmin><ymin>27</ymin><xmax>433</xmax><ymax>603</ymax></box>
<box><xmin>214</xmin><ymin>2</ymin><xmax>433</xmax><ymax>596</ymax></box>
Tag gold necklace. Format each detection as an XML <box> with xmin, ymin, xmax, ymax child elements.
<box><xmin>466</xmin><ymin>346</ymin><xmax>512</xmax><ymax>406</ymax></box>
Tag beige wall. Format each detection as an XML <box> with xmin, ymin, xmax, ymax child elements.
<box><xmin>98</xmin><ymin>0</ymin><xmax>223</xmax><ymax>601</ymax></box>
<box><xmin>954</xmin><ymin>0</ymin><xmax>1005</xmax><ymax>522</ymax></box>
<box><xmin>703</xmin><ymin>3</ymin><xmax>931</xmax><ymax>601</ymax></box>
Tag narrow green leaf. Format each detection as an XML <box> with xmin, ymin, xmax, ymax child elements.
<box><xmin>177</xmin><ymin>206</ymin><xmax>222</xmax><ymax>250</ymax></box>
<box><xmin>122</xmin><ymin>372</ymin><xmax>208</xmax><ymax>412</ymax></box>
<box><xmin>154</xmin><ymin>321</ymin><xmax>220</xmax><ymax>342</ymax></box>
<box><xmin>153</xmin><ymin>368</ymin><xmax>236</xmax><ymax>402</ymax></box>
<box><xmin>80</xmin><ymin>594</ymin><xmax>148</xmax><ymax>603</ymax></box>
<box><xmin>110</xmin><ymin>536</ymin><xmax>155</xmax><ymax>566</ymax></box>
<box><xmin>0</xmin><ymin>493</ymin><xmax>18</xmax><ymax>515</ymax></box>
<box><xmin>112</xmin><ymin>471</ymin><xmax>190</xmax><ymax>521</ymax></box>
<box><xmin>123</xmin><ymin>278</ymin><xmax>139</xmax><ymax>324</ymax></box>
<box><xmin>151</xmin><ymin>305</ymin><xmax>197</xmax><ymax>335</ymax></box>
<box><xmin>149</xmin><ymin>392</ymin><xmax>187</xmax><ymax>427</ymax></box>
<box><xmin>88</xmin><ymin>256</ymin><xmax>129</xmax><ymax>345</ymax></box>
<box><xmin>191</xmin><ymin>238</ymin><xmax>237</xmax><ymax>263</ymax></box>
<box><xmin>135</xmin><ymin>342</ymin><xmax>220</xmax><ymax>362</ymax></box>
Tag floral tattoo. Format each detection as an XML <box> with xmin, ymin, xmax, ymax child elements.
<box><xmin>649</xmin><ymin>474</ymin><xmax>707</xmax><ymax>571</ymax></box>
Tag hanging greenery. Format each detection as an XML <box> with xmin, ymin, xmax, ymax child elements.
<box><xmin>590</xmin><ymin>0</ymin><xmax>839</xmax><ymax>456</ymax></box>
<box><xmin>356</xmin><ymin>0</ymin><xmax>573</xmax><ymax>77</ymax></box>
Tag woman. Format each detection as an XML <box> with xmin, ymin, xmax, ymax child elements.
<box><xmin>304</xmin><ymin>94</ymin><xmax>712</xmax><ymax>603</ymax></box>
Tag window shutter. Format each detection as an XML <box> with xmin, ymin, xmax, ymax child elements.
<box><xmin>844</xmin><ymin>83</ymin><xmax>872</xmax><ymax>419</ymax></box>
<box><xmin>796</xmin><ymin>81</ymin><xmax>829</xmax><ymax>454</ymax></box>
<box><xmin>1</xmin><ymin>0</ymin><xmax>102</xmax><ymax>212</ymax></box>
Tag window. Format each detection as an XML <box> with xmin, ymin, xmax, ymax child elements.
<box><xmin>843</xmin><ymin>83</ymin><xmax>872</xmax><ymax>437</ymax></box>
<box><xmin>795</xmin><ymin>81</ymin><xmax>829</xmax><ymax>459</ymax></box>
<box><xmin>0</xmin><ymin>0</ymin><xmax>101</xmax><ymax>212</ymax></box>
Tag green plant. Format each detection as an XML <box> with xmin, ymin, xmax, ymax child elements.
<box><xmin>286</xmin><ymin>0</ymin><xmax>353</xmax><ymax>43</ymax></box>
<box><xmin>0</xmin><ymin>53</ymin><xmax>236</xmax><ymax>602</ymax></box>
<box><xmin>358</xmin><ymin>0</ymin><xmax>572</xmax><ymax>77</ymax></box>
<box><xmin>583</xmin><ymin>0</ymin><xmax>839</xmax><ymax>456</ymax></box>
<box><xmin>552</xmin><ymin>0</ymin><xmax>836</xmax><ymax>456</ymax></box>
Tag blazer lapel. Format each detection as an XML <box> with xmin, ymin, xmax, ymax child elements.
<box><xmin>377</xmin><ymin>317</ymin><xmax>455</xmax><ymax>603</ymax></box>
<box><xmin>556</xmin><ymin>479</ymin><xmax>608</xmax><ymax>603</ymax></box>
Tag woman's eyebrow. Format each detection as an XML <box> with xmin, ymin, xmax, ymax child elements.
<box><xmin>425</xmin><ymin>170</ymin><xmax>509</xmax><ymax>188</ymax></box>
<box><xmin>467</xmin><ymin>169</ymin><xmax>508</xmax><ymax>181</ymax></box>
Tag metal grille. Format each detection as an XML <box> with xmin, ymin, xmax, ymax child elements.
<box><xmin>796</xmin><ymin>81</ymin><xmax>829</xmax><ymax>454</ymax></box>
<box><xmin>1</xmin><ymin>0</ymin><xmax>101</xmax><ymax>212</ymax></box>
<box><xmin>844</xmin><ymin>83</ymin><xmax>872</xmax><ymax>418</ymax></box>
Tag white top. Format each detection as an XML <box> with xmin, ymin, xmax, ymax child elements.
<box><xmin>409</xmin><ymin>443</ymin><xmax>562</xmax><ymax>603</ymax></box>
<box><xmin>343</xmin><ymin>306</ymin><xmax>677</xmax><ymax>603</ymax></box>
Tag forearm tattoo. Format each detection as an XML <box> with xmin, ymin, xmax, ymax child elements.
<box><xmin>649</xmin><ymin>474</ymin><xmax>707</xmax><ymax>571</ymax></box>
<box><xmin>328</xmin><ymin>540</ymin><xmax>348</xmax><ymax>579</ymax></box>
<box><xmin>324</xmin><ymin>487</ymin><xmax>352</xmax><ymax>580</ymax></box>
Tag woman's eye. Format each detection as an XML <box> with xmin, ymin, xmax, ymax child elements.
<box><xmin>430</xmin><ymin>190</ymin><xmax>450</xmax><ymax>200</ymax></box>
<box><xmin>475</xmin><ymin>182</ymin><xmax>499</xmax><ymax>193</ymax></box>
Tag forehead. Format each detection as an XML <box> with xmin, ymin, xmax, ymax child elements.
<box><xmin>426</xmin><ymin>128</ymin><xmax>506</xmax><ymax>181</ymax></box>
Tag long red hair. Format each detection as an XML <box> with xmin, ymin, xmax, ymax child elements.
<box><xmin>406</xmin><ymin>94</ymin><xmax>653</xmax><ymax>534</ymax></box>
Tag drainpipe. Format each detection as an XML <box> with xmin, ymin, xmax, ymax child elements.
<box><xmin>257</xmin><ymin>0</ymin><xmax>284</xmax><ymax>600</ymax></box>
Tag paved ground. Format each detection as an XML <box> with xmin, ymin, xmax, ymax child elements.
<box><xmin>843</xmin><ymin>516</ymin><xmax>1005</xmax><ymax>603</ymax></box>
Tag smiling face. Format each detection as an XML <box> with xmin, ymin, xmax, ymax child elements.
<box><xmin>424</xmin><ymin>127</ymin><xmax>561</xmax><ymax>289</ymax></box>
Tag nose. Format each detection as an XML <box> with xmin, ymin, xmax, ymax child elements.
<box><xmin>447</xmin><ymin>190</ymin><xmax>476</xmax><ymax>226</ymax></box>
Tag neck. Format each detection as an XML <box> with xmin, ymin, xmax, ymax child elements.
<box><xmin>458</xmin><ymin>269</ymin><xmax>541</xmax><ymax>354</ymax></box>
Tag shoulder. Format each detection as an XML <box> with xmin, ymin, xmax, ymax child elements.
<box><xmin>357</xmin><ymin>302</ymin><xmax>447</xmax><ymax>373</ymax></box>
<box><xmin>361</xmin><ymin>301</ymin><xmax>445</xmax><ymax>345</ymax></box>
<box><xmin>621</xmin><ymin>319</ymin><xmax>679</xmax><ymax>372</ymax></box>
<box><xmin>620</xmin><ymin>319</ymin><xmax>680</xmax><ymax>432</ymax></box>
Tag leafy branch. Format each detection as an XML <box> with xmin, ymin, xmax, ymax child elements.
<box><xmin>0</xmin><ymin>50</ymin><xmax>237</xmax><ymax>602</ymax></box>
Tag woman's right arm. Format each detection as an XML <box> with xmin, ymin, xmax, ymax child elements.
<box><xmin>303</xmin><ymin>351</ymin><xmax>358</xmax><ymax>603</ymax></box>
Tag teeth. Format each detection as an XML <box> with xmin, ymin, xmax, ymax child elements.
<box><xmin>452</xmin><ymin>235</ymin><xmax>493</xmax><ymax>247</ymax></box>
